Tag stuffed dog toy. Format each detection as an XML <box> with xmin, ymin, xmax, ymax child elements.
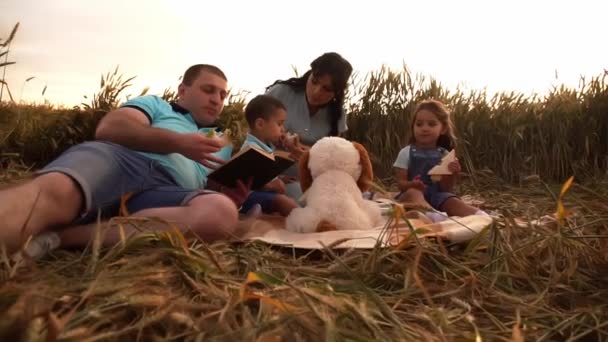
<box><xmin>285</xmin><ymin>137</ymin><xmax>383</xmax><ymax>233</ymax></box>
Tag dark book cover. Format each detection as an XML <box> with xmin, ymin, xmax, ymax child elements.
<box><xmin>207</xmin><ymin>146</ymin><xmax>295</xmax><ymax>190</ymax></box>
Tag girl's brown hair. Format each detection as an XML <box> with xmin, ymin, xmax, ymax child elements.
<box><xmin>408</xmin><ymin>99</ymin><xmax>457</xmax><ymax>150</ymax></box>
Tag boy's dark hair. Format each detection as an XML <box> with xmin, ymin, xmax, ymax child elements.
<box><xmin>245</xmin><ymin>95</ymin><xmax>286</xmax><ymax>127</ymax></box>
<box><xmin>182</xmin><ymin>64</ymin><xmax>227</xmax><ymax>85</ymax></box>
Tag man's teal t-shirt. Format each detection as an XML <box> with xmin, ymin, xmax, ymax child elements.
<box><xmin>121</xmin><ymin>95</ymin><xmax>232</xmax><ymax>189</ymax></box>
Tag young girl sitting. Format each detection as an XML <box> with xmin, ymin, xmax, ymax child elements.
<box><xmin>393</xmin><ymin>99</ymin><xmax>487</xmax><ymax>221</ymax></box>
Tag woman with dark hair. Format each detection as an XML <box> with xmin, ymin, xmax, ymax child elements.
<box><xmin>265</xmin><ymin>52</ymin><xmax>353</xmax><ymax>200</ymax></box>
<box><xmin>266</xmin><ymin>52</ymin><xmax>353</xmax><ymax>145</ymax></box>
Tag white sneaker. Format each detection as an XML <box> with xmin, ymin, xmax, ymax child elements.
<box><xmin>245</xmin><ymin>204</ymin><xmax>263</xmax><ymax>219</ymax></box>
<box><xmin>425</xmin><ymin>211</ymin><xmax>448</xmax><ymax>223</ymax></box>
<box><xmin>362</xmin><ymin>191</ymin><xmax>375</xmax><ymax>200</ymax></box>
<box><xmin>475</xmin><ymin>210</ymin><xmax>490</xmax><ymax>217</ymax></box>
<box><xmin>11</xmin><ymin>232</ymin><xmax>61</xmax><ymax>262</ymax></box>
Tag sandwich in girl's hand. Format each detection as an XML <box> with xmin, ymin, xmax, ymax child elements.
<box><xmin>427</xmin><ymin>149</ymin><xmax>456</xmax><ymax>182</ymax></box>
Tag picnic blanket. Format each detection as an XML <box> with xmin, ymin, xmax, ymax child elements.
<box><xmin>239</xmin><ymin>210</ymin><xmax>493</xmax><ymax>249</ymax></box>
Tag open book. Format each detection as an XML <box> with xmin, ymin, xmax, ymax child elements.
<box><xmin>207</xmin><ymin>145</ymin><xmax>295</xmax><ymax>190</ymax></box>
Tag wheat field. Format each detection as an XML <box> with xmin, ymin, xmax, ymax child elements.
<box><xmin>1</xmin><ymin>22</ymin><xmax>608</xmax><ymax>340</ymax></box>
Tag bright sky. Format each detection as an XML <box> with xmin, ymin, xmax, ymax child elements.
<box><xmin>1</xmin><ymin>0</ymin><xmax>606</xmax><ymax>107</ymax></box>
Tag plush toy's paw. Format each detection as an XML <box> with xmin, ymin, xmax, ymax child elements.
<box><xmin>286</xmin><ymin>207</ymin><xmax>321</xmax><ymax>233</ymax></box>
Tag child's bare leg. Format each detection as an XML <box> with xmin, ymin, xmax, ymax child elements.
<box><xmin>396</xmin><ymin>189</ymin><xmax>431</xmax><ymax>210</ymax></box>
<box><xmin>273</xmin><ymin>195</ymin><xmax>299</xmax><ymax>217</ymax></box>
<box><xmin>439</xmin><ymin>197</ymin><xmax>478</xmax><ymax>217</ymax></box>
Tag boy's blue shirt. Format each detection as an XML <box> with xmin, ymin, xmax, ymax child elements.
<box><xmin>240</xmin><ymin>132</ymin><xmax>276</xmax><ymax>154</ymax></box>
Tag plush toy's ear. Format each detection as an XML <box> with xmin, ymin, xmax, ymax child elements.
<box><xmin>352</xmin><ymin>142</ymin><xmax>373</xmax><ymax>192</ymax></box>
<box><xmin>298</xmin><ymin>150</ymin><xmax>313</xmax><ymax>192</ymax></box>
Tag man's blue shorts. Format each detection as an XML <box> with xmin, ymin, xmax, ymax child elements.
<box><xmin>37</xmin><ymin>141</ymin><xmax>209</xmax><ymax>223</ymax></box>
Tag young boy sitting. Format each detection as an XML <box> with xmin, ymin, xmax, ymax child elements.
<box><xmin>239</xmin><ymin>95</ymin><xmax>299</xmax><ymax>216</ymax></box>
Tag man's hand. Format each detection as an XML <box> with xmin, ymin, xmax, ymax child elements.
<box><xmin>177</xmin><ymin>133</ymin><xmax>226</xmax><ymax>169</ymax></box>
<box><xmin>206</xmin><ymin>178</ymin><xmax>253</xmax><ymax>208</ymax></box>
<box><xmin>264</xmin><ymin>178</ymin><xmax>286</xmax><ymax>194</ymax></box>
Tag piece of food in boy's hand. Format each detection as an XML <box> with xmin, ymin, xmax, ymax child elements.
<box><xmin>282</xmin><ymin>132</ymin><xmax>299</xmax><ymax>149</ymax></box>
<box><xmin>286</xmin><ymin>132</ymin><xmax>298</xmax><ymax>143</ymax></box>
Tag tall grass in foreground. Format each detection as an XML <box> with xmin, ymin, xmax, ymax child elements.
<box><xmin>1</xmin><ymin>179</ymin><xmax>607</xmax><ymax>341</ymax></box>
<box><xmin>0</xmin><ymin>23</ymin><xmax>20</xmax><ymax>103</ymax></box>
<box><xmin>345</xmin><ymin>66</ymin><xmax>608</xmax><ymax>183</ymax></box>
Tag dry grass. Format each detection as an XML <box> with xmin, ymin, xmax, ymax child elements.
<box><xmin>1</xmin><ymin>172</ymin><xmax>607</xmax><ymax>341</ymax></box>
<box><xmin>2</xmin><ymin>33</ymin><xmax>607</xmax><ymax>339</ymax></box>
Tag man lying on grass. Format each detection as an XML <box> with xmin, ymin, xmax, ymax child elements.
<box><xmin>0</xmin><ymin>64</ymin><xmax>252</xmax><ymax>259</ymax></box>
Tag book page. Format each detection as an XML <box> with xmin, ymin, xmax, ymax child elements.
<box><xmin>274</xmin><ymin>149</ymin><xmax>294</xmax><ymax>160</ymax></box>
<box><xmin>230</xmin><ymin>145</ymin><xmax>275</xmax><ymax>161</ymax></box>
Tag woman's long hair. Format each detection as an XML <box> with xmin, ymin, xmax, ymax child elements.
<box><xmin>267</xmin><ymin>52</ymin><xmax>352</xmax><ymax>136</ymax></box>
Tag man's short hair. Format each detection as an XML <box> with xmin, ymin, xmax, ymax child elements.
<box><xmin>245</xmin><ymin>95</ymin><xmax>286</xmax><ymax>127</ymax></box>
<box><xmin>182</xmin><ymin>64</ymin><xmax>227</xmax><ymax>85</ymax></box>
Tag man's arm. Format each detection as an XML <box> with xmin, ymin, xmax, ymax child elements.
<box><xmin>96</xmin><ymin>107</ymin><xmax>182</xmax><ymax>154</ymax></box>
<box><xmin>95</xmin><ymin>107</ymin><xmax>225</xmax><ymax>168</ymax></box>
